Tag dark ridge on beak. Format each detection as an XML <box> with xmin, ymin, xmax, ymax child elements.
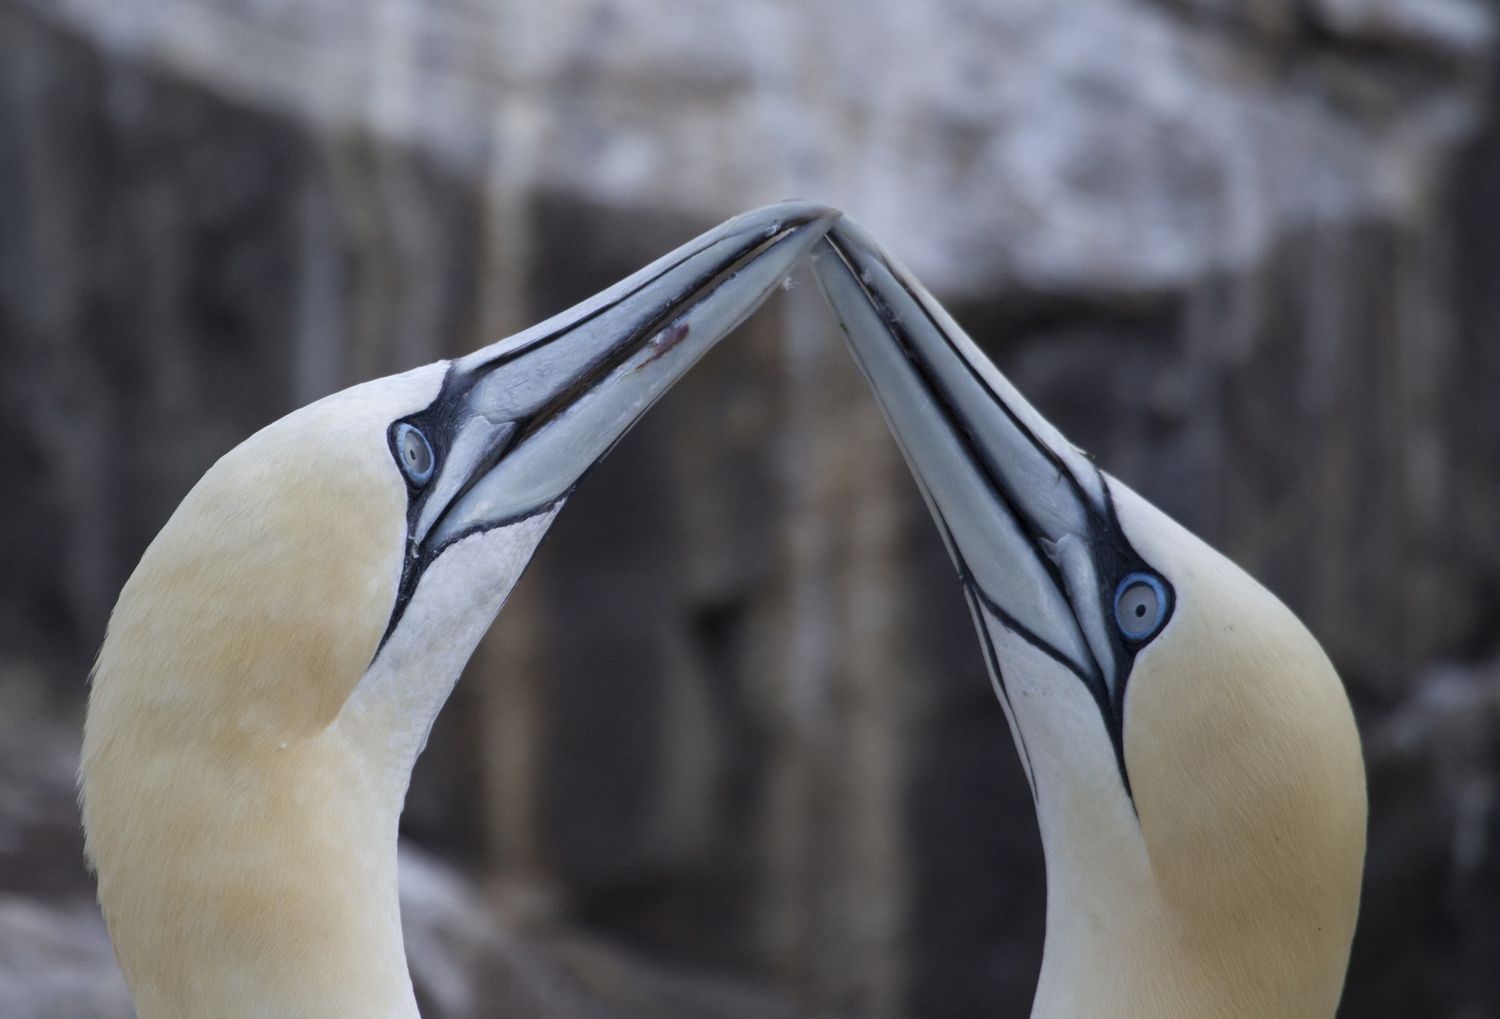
<box><xmin>377</xmin><ymin>201</ymin><xmax>838</xmax><ymax>649</ymax></box>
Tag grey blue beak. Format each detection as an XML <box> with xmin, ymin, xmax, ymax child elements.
<box><xmin>386</xmin><ymin>201</ymin><xmax>836</xmax><ymax>634</ymax></box>
<box><xmin>412</xmin><ymin>201</ymin><xmax>836</xmax><ymax>549</ymax></box>
<box><xmin>810</xmin><ymin>219</ymin><xmax>1170</xmax><ymax>792</ymax></box>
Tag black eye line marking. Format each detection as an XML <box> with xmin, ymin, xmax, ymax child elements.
<box><xmin>825</xmin><ymin>236</ymin><xmax>1103</xmax><ymax>669</ymax></box>
<box><xmin>409</xmin><ymin>224</ymin><xmax>791</xmax><ymax>562</ymax></box>
<box><xmin>833</xmin><ymin>263</ymin><xmax>1101</xmax><ymax>683</ymax></box>
<box><xmin>1095</xmin><ymin>480</ymin><xmax>1175</xmax><ymax>727</ymax></box>
<box><xmin>872</xmin><ymin>240</ymin><xmax>1180</xmax><ymax>715</ymax></box>
<box><xmin>389</xmin><ymin>230</ymin><xmax>734</xmax><ymax>553</ymax></box>
<box><xmin>882</xmin><ymin>255</ymin><xmax>1108</xmax><ymax>522</ymax></box>
<box><xmin>942</xmin><ymin>518</ymin><xmax>1040</xmax><ymax>806</ymax></box>
<box><xmin>822</xmin><ymin>234</ymin><xmax>1183</xmax><ymax>801</ymax></box>
<box><xmin>373</xmin><ymin>221</ymin><xmax>813</xmax><ymax>662</ymax></box>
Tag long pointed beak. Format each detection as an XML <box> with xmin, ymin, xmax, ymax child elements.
<box><xmin>810</xmin><ymin>219</ymin><xmax>1136</xmax><ymax>709</ymax></box>
<box><xmin>414</xmin><ymin>201</ymin><xmax>837</xmax><ymax>552</ymax></box>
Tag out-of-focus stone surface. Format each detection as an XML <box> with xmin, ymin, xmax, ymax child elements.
<box><xmin>401</xmin><ymin>844</ymin><xmax>811</xmax><ymax>1019</ymax></box>
<box><xmin>0</xmin><ymin>895</ymin><xmax>132</xmax><ymax>1019</ymax></box>
<box><xmin>2</xmin><ymin>0</ymin><xmax>1498</xmax><ymax>1016</ymax></box>
<box><xmin>1357</xmin><ymin>659</ymin><xmax>1500</xmax><ymax>1019</ymax></box>
<box><xmin>0</xmin><ymin>673</ymin><xmax>132</xmax><ymax>1019</ymax></box>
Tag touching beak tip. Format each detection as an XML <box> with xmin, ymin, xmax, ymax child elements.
<box><xmin>754</xmin><ymin>199</ymin><xmax>841</xmax><ymax>230</ymax></box>
<box><xmin>750</xmin><ymin>201</ymin><xmax>842</xmax><ymax>271</ymax></box>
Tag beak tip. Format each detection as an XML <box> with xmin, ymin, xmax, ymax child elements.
<box><xmin>775</xmin><ymin>198</ymin><xmax>841</xmax><ymax>223</ymax></box>
<box><xmin>735</xmin><ymin>200</ymin><xmax>841</xmax><ymax>241</ymax></box>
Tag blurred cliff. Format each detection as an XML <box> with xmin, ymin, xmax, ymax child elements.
<box><xmin>2</xmin><ymin>0</ymin><xmax>1499</xmax><ymax>1016</ymax></box>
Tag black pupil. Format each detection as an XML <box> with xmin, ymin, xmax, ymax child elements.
<box><xmin>403</xmin><ymin>431</ymin><xmax>431</xmax><ymax>475</ymax></box>
<box><xmin>1118</xmin><ymin>580</ymin><xmax>1160</xmax><ymax>638</ymax></box>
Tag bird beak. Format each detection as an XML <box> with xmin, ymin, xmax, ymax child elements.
<box><xmin>809</xmin><ymin>219</ymin><xmax>1133</xmax><ymax>713</ymax></box>
<box><xmin>413</xmin><ymin>201</ymin><xmax>838</xmax><ymax>552</ymax></box>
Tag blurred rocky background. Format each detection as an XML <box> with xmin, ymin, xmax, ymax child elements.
<box><xmin>2</xmin><ymin>0</ymin><xmax>1499</xmax><ymax>1015</ymax></box>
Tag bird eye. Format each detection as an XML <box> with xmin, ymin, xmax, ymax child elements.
<box><xmin>1113</xmin><ymin>573</ymin><xmax>1167</xmax><ymax>641</ymax></box>
<box><xmin>394</xmin><ymin>423</ymin><xmax>435</xmax><ymax>485</ymax></box>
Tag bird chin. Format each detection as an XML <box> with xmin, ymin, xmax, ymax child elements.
<box><xmin>340</xmin><ymin>507</ymin><xmax>562</xmax><ymax>771</ymax></box>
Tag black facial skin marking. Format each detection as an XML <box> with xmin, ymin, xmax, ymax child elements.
<box><xmin>823</xmin><ymin>233</ymin><xmax>1174</xmax><ymax>799</ymax></box>
<box><xmin>374</xmin><ymin>216</ymin><xmax>799</xmax><ymax>653</ymax></box>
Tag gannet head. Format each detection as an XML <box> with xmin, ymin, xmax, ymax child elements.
<box><xmin>812</xmin><ymin>220</ymin><xmax>1366</xmax><ymax>1019</ymax></box>
<box><xmin>80</xmin><ymin>202</ymin><xmax>836</xmax><ymax>1018</ymax></box>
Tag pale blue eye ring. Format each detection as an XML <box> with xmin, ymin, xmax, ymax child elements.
<box><xmin>394</xmin><ymin>423</ymin><xmax>435</xmax><ymax>486</ymax></box>
<box><xmin>1114</xmin><ymin>572</ymin><xmax>1167</xmax><ymax>641</ymax></box>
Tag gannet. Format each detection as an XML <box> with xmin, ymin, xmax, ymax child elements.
<box><xmin>811</xmin><ymin>220</ymin><xmax>1366</xmax><ymax>1018</ymax></box>
<box><xmin>79</xmin><ymin>202</ymin><xmax>836</xmax><ymax>1019</ymax></box>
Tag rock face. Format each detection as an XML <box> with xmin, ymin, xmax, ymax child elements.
<box><xmin>1</xmin><ymin>0</ymin><xmax>1498</xmax><ymax>1016</ymax></box>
